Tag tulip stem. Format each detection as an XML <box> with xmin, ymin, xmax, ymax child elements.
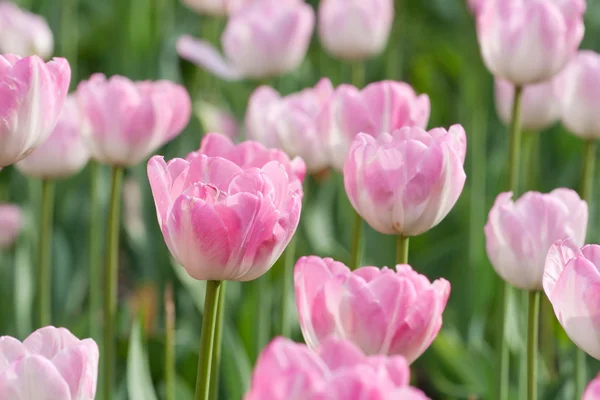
<box><xmin>280</xmin><ymin>234</ymin><xmax>297</xmax><ymax>337</ymax></box>
<box><xmin>254</xmin><ymin>274</ymin><xmax>270</xmax><ymax>359</ymax></box>
<box><xmin>89</xmin><ymin>161</ymin><xmax>101</xmax><ymax>340</ymax></box>
<box><xmin>351</xmin><ymin>62</ymin><xmax>365</xmax><ymax>88</ymax></box>
<box><xmin>527</xmin><ymin>291</ymin><xmax>540</xmax><ymax>400</ymax></box>
<box><xmin>103</xmin><ymin>166</ymin><xmax>123</xmax><ymax>400</ymax></box>
<box><xmin>195</xmin><ymin>280</ymin><xmax>222</xmax><ymax>400</ymax></box>
<box><xmin>396</xmin><ymin>235</ymin><xmax>409</xmax><ymax>265</ymax></box>
<box><xmin>350</xmin><ymin>209</ymin><xmax>363</xmax><ymax>270</ymax></box>
<box><xmin>38</xmin><ymin>179</ymin><xmax>55</xmax><ymax>327</ymax></box>
<box><xmin>165</xmin><ymin>284</ymin><xmax>175</xmax><ymax>400</ymax></box>
<box><xmin>209</xmin><ymin>281</ymin><xmax>226</xmax><ymax>400</ymax></box>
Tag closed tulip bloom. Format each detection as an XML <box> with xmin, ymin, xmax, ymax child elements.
<box><xmin>196</xmin><ymin>101</ymin><xmax>239</xmax><ymax>140</ymax></box>
<box><xmin>543</xmin><ymin>238</ymin><xmax>600</xmax><ymax>360</ymax></box>
<box><xmin>320</xmin><ymin>80</ymin><xmax>430</xmax><ymax>170</ymax></box>
<box><xmin>15</xmin><ymin>96</ymin><xmax>89</xmax><ymax>179</ymax></box>
<box><xmin>476</xmin><ymin>0</ymin><xmax>585</xmax><ymax>85</ymax></box>
<box><xmin>0</xmin><ymin>204</ymin><xmax>21</xmax><ymax>249</ymax></box>
<box><xmin>0</xmin><ymin>326</ymin><xmax>99</xmax><ymax>400</ymax></box>
<box><xmin>245</xmin><ymin>337</ymin><xmax>429</xmax><ymax>400</ymax></box>
<box><xmin>246</xmin><ymin>79</ymin><xmax>333</xmax><ymax>173</ymax></box>
<box><xmin>176</xmin><ymin>0</ymin><xmax>314</xmax><ymax>81</ymax></box>
<box><xmin>295</xmin><ymin>257</ymin><xmax>450</xmax><ymax>363</ymax></box>
<box><xmin>344</xmin><ymin>126</ymin><xmax>466</xmax><ymax>237</ymax></box>
<box><xmin>0</xmin><ymin>2</ymin><xmax>53</xmax><ymax>59</ymax></box>
<box><xmin>584</xmin><ymin>374</ymin><xmax>600</xmax><ymax>400</ymax></box>
<box><xmin>77</xmin><ymin>74</ymin><xmax>191</xmax><ymax>166</ymax></box>
<box><xmin>495</xmin><ymin>78</ymin><xmax>561</xmax><ymax>131</ymax></box>
<box><xmin>318</xmin><ymin>0</ymin><xmax>394</xmax><ymax>61</ymax></box>
<box><xmin>0</xmin><ymin>55</ymin><xmax>71</xmax><ymax>167</ymax></box>
<box><xmin>485</xmin><ymin>189</ymin><xmax>588</xmax><ymax>291</ymax></box>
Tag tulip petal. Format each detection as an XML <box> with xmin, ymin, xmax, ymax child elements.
<box><xmin>0</xmin><ymin>355</ymin><xmax>72</xmax><ymax>400</ymax></box>
<box><xmin>176</xmin><ymin>35</ymin><xmax>243</xmax><ymax>81</ymax></box>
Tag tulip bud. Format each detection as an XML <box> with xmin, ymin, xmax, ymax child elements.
<box><xmin>0</xmin><ymin>204</ymin><xmax>21</xmax><ymax>249</ymax></box>
<box><xmin>584</xmin><ymin>374</ymin><xmax>600</xmax><ymax>400</ymax></box>
<box><xmin>0</xmin><ymin>3</ymin><xmax>53</xmax><ymax>59</ymax></box>
<box><xmin>196</xmin><ymin>101</ymin><xmax>239</xmax><ymax>140</ymax></box>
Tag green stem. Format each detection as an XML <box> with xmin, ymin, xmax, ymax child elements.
<box><xmin>254</xmin><ymin>274</ymin><xmax>270</xmax><ymax>360</ymax></box>
<box><xmin>165</xmin><ymin>284</ymin><xmax>175</xmax><ymax>400</ymax></box>
<box><xmin>351</xmin><ymin>62</ymin><xmax>364</xmax><ymax>88</ymax></box>
<box><xmin>209</xmin><ymin>282</ymin><xmax>226</xmax><ymax>400</ymax></box>
<box><xmin>89</xmin><ymin>162</ymin><xmax>101</xmax><ymax>339</ymax></box>
<box><xmin>279</xmin><ymin>235</ymin><xmax>297</xmax><ymax>337</ymax></box>
<box><xmin>349</xmin><ymin>209</ymin><xmax>363</xmax><ymax>270</ymax></box>
<box><xmin>575</xmin><ymin>347</ymin><xmax>586</xmax><ymax>399</ymax></box>
<box><xmin>522</xmin><ymin>132</ymin><xmax>539</xmax><ymax>193</ymax></box>
<box><xmin>396</xmin><ymin>235</ymin><xmax>409</xmax><ymax>265</ymax></box>
<box><xmin>38</xmin><ymin>179</ymin><xmax>55</xmax><ymax>327</ymax></box>
<box><xmin>527</xmin><ymin>291</ymin><xmax>540</xmax><ymax>400</ymax></box>
<box><xmin>102</xmin><ymin>166</ymin><xmax>123</xmax><ymax>400</ymax></box>
<box><xmin>195</xmin><ymin>280</ymin><xmax>222</xmax><ymax>400</ymax></box>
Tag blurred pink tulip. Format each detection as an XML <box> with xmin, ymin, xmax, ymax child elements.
<box><xmin>176</xmin><ymin>0</ymin><xmax>314</xmax><ymax>80</ymax></box>
<box><xmin>485</xmin><ymin>189</ymin><xmax>588</xmax><ymax>291</ymax></box>
<box><xmin>319</xmin><ymin>80</ymin><xmax>430</xmax><ymax>170</ymax></box>
<box><xmin>15</xmin><ymin>96</ymin><xmax>89</xmax><ymax>179</ymax></box>
<box><xmin>0</xmin><ymin>2</ymin><xmax>53</xmax><ymax>59</ymax></box>
<box><xmin>0</xmin><ymin>204</ymin><xmax>21</xmax><ymax>249</ymax></box>
<box><xmin>318</xmin><ymin>0</ymin><xmax>394</xmax><ymax>61</ymax></box>
<box><xmin>196</xmin><ymin>101</ymin><xmax>239</xmax><ymax>140</ymax></box>
<box><xmin>467</xmin><ymin>0</ymin><xmax>484</xmax><ymax>15</ymax></box>
<box><xmin>544</xmin><ymin>238</ymin><xmax>600</xmax><ymax>360</ymax></box>
<box><xmin>245</xmin><ymin>337</ymin><xmax>429</xmax><ymax>400</ymax></box>
<box><xmin>246</xmin><ymin>79</ymin><xmax>333</xmax><ymax>173</ymax></box>
<box><xmin>147</xmin><ymin>134</ymin><xmax>302</xmax><ymax>281</ymax></box>
<box><xmin>0</xmin><ymin>54</ymin><xmax>70</xmax><ymax>167</ymax></box>
<box><xmin>344</xmin><ymin>125</ymin><xmax>466</xmax><ymax>237</ymax></box>
<box><xmin>0</xmin><ymin>326</ymin><xmax>98</xmax><ymax>400</ymax></box>
<box><xmin>495</xmin><ymin>78</ymin><xmax>561</xmax><ymax>131</ymax></box>
<box><xmin>476</xmin><ymin>0</ymin><xmax>585</xmax><ymax>84</ymax></box>
<box><xmin>560</xmin><ymin>51</ymin><xmax>600</xmax><ymax>139</ymax></box>
<box><xmin>181</xmin><ymin>0</ymin><xmax>250</xmax><ymax>16</ymax></box>
<box><xmin>584</xmin><ymin>374</ymin><xmax>600</xmax><ymax>400</ymax></box>
<box><xmin>76</xmin><ymin>74</ymin><xmax>191</xmax><ymax>166</ymax></box>
<box><xmin>295</xmin><ymin>256</ymin><xmax>450</xmax><ymax>363</ymax></box>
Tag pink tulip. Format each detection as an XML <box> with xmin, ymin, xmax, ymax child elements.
<box><xmin>584</xmin><ymin>374</ymin><xmax>600</xmax><ymax>400</ymax></box>
<box><xmin>0</xmin><ymin>54</ymin><xmax>70</xmax><ymax>167</ymax></box>
<box><xmin>319</xmin><ymin>80</ymin><xmax>430</xmax><ymax>170</ymax></box>
<box><xmin>176</xmin><ymin>0</ymin><xmax>314</xmax><ymax>81</ymax></box>
<box><xmin>181</xmin><ymin>0</ymin><xmax>251</xmax><ymax>16</ymax></box>
<box><xmin>76</xmin><ymin>74</ymin><xmax>191</xmax><ymax>167</ymax></box>
<box><xmin>245</xmin><ymin>337</ymin><xmax>429</xmax><ymax>400</ymax></box>
<box><xmin>485</xmin><ymin>189</ymin><xmax>588</xmax><ymax>291</ymax></box>
<box><xmin>15</xmin><ymin>96</ymin><xmax>89</xmax><ymax>179</ymax></box>
<box><xmin>0</xmin><ymin>326</ymin><xmax>99</xmax><ymax>400</ymax></box>
<box><xmin>543</xmin><ymin>238</ymin><xmax>600</xmax><ymax>359</ymax></box>
<box><xmin>295</xmin><ymin>256</ymin><xmax>450</xmax><ymax>363</ymax></box>
<box><xmin>147</xmin><ymin>135</ymin><xmax>302</xmax><ymax>281</ymax></box>
<box><xmin>246</xmin><ymin>79</ymin><xmax>333</xmax><ymax>173</ymax></box>
<box><xmin>0</xmin><ymin>204</ymin><xmax>21</xmax><ymax>249</ymax></box>
<box><xmin>318</xmin><ymin>0</ymin><xmax>394</xmax><ymax>61</ymax></box>
<box><xmin>344</xmin><ymin>125</ymin><xmax>466</xmax><ymax>237</ymax></box>
<box><xmin>560</xmin><ymin>51</ymin><xmax>600</xmax><ymax>139</ymax></box>
<box><xmin>196</xmin><ymin>101</ymin><xmax>239</xmax><ymax>140</ymax></box>
<box><xmin>467</xmin><ymin>0</ymin><xmax>484</xmax><ymax>15</ymax></box>
<box><xmin>476</xmin><ymin>0</ymin><xmax>585</xmax><ymax>84</ymax></box>
<box><xmin>0</xmin><ymin>2</ymin><xmax>53</xmax><ymax>59</ymax></box>
<box><xmin>495</xmin><ymin>78</ymin><xmax>561</xmax><ymax>131</ymax></box>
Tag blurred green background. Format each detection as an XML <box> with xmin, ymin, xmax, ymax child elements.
<box><xmin>1</xmin><ymin>0</ymin><xmax>600</xmax><ymax>399</ymax></box>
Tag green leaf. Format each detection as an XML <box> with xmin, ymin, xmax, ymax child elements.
<box><xmin>127</xmin><ymin>318</ymin><xmax>159</xmax><ymax>400</ymax></box>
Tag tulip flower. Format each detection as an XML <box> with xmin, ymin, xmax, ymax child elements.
<box><xmin>0</xmin><ymin>54</ymin><xmax>70</xmax><ymax>167</ymax></box>
<box><xmin>0</xmin><ymin>2</ymin><xmax>53</xmax><ymax>59</ymax></box>
<box><xmin>320</xmin><ymin>80</ymin><xmax>430</xmax><ymax>170</ymax></box>
<box><xmin>476</xmin><ymin>0</ymin><xmax>585</xmax><ymax>84</ymax></box>
<box><xmin>245</xmin><ymin>337</ymin><xmax>430</xmax><ymax>400</ymax></box>
<box><xmin>485</xmin><ymin>189</ymin><xmax>588</xmax><ymax>291</ymax></box>
<box><xmin>0</xmin><ymin>204</ymin><xmax>21</xmax><ymax>249</ymax></box>
<box><xmin>467</xmin><ymin>0</ymin><xmax>484</xmax><ymax>15</ymax></box>
<box><xmin>294</xmin><ymin>256</ymin><xmax>450</xmax><ymax>363</ymax></box>
<box><xmin>344</xmin><ymin>125</ymin><xmax>466</xmax><ymax>237</ymax></box>
<box><xmin>176</xmin><ymin>0</ymin><xmax>315</xmax><ymax>81</ymax></box>
<box><xmin>246</xmin><ymin>79</ymin><xmax>333</xmax><ymax>173</ymax></box>
<box><xmin>0</xmin><ymin>326</ymin><xmax>99</xmax><ymax>400</ymax></box>
<box><xmin>318</xmin><ymin>0</ymin><xmax>394</xmax><ymax>61</ymax></box>
<box><xmin>495</xmin><ymin>78</ymin><xmax>561</xmax><ymax>132</ymax></box>
<box><xmin>584</xmin><ymin>374</ymin><xmax>600</xmax><ymax>400</ymax></box>
<box><xmin>543</xmin><ymin>238</ymin><xmax>600</xmax><ymax>360</ymax></box>
<box><xmin>15</xmin><ymin>96</ymin><xmax>89</xmax><ymax>179</ymax></box>
<box><xmin>196</xmin><ymin>101</ymin><xmax>239</xmax><ymax>140</ymax></box>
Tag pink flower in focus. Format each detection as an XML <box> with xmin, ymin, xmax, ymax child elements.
<box><xmin>476</xmin><ymin>0</ymin><xmax>585</xmax><ymax>84</ymax></box>
<box><xmin>147</xmin><ymin>135</ymin><xmax>302</xmax><ymax>281</ymax></box>
<box><xmin>319</xmin><ymin>80</ymin><xmax>430</xmax><ymax>170</ymax></box>
<box><xmin>245</xmin><ymin>337</ymin><xmax>430</xmax><ymax>400</ymax></box>
<box><xmin>246</xmin><ymin>79</ymin><xmax>333</xmax><ymax>173</ymax></box>
<box><xmin>0</xmin><ymin>54</ymin><xmax>71</xmax><ymax>167</ymax></box>
<box><xmin>583</xmin><ymin>374</ymin><xmax>600</xmax><ymax>400</ymax></box>
<box><xmin>0</xmin><ymin>326</ymin><xmax>99</xmax><ymax>400</ymax></box>
<box><xmin>196</xmin><ymin>101</ymin><xmax>239</xmax><ymax>140</ymax></box>
<box><xmin>76</xmin><ymin>74</ymin><xmax>191</xmax><ymax>167</ymax></box>
<box><xmin>344</xmin><ymin>126</ymin><xmax>466</xmax><ymax>237</ymax></box>
<box><xmin>295</xmin><ymin>257</ymin><xmax>450</xmax><ymax>363</ymax></box>
<box><xmin>543</xmin><ymin>238</ymin><xmax>600</xmax><ymax>360</ymax></box>
<box><xmin>318</xmin><ymin>0</ymin><xmax>394</xmax><ymax>61</ymax></box>
<box><xmin>15</xmin><ymin>96</ymin><xmax>90</xmax><ymax>178</ymax></box>
<box><xmin>176</xmin><ymin>0</ymin><xmax>314</xmax><ymax>80</ymax></box>
<box><xmin>485</xmin><ymin>189</ymin><xmax>588</xmax><ymax>291</ymax></box>
<box><xmin>0</xmin><ymin>204</ymin><xmax>21</xmax><ymax>249</ymax></box>
<box><xmin>0</xmin><ymin>2</ymin><xmax>53</xmax><ymax>59</ymax></box>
